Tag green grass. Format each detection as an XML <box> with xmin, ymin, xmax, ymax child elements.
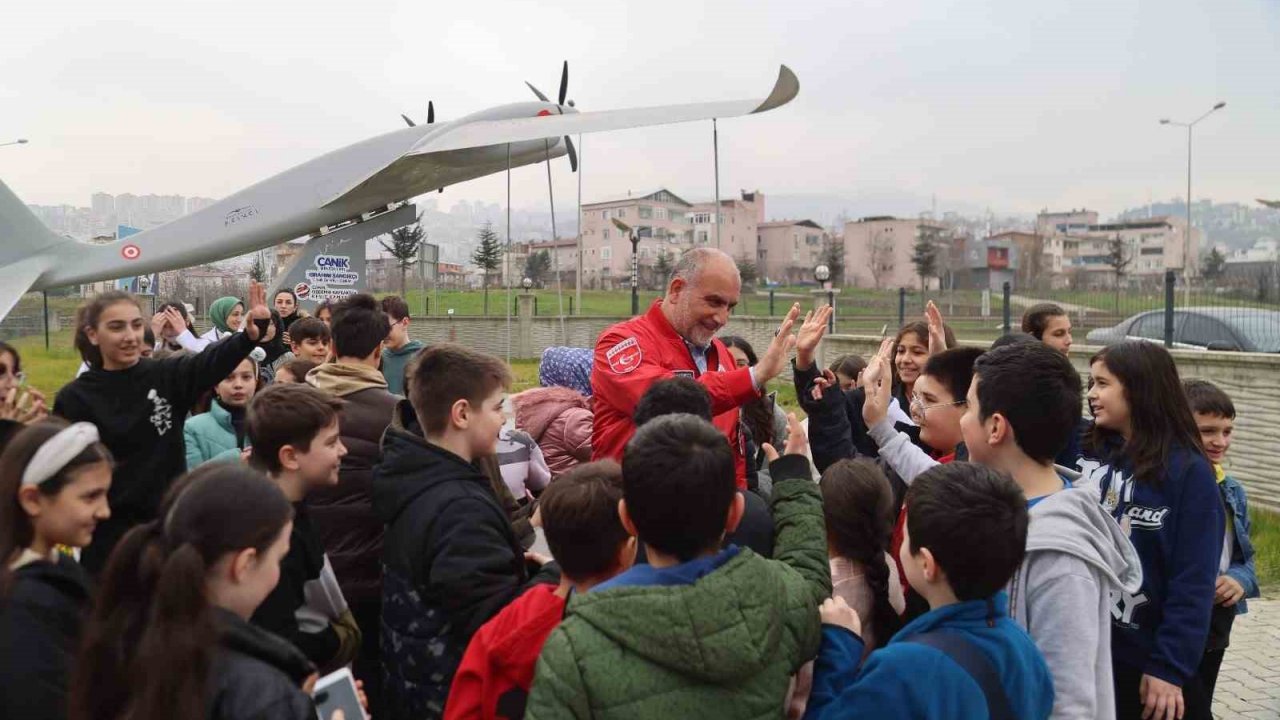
<box><xmin>7</xmin><ymin>331</ymin><xmax>81</xmax><ymax>399</ymax></box>
<box><xmin>1250</xmin><ymin>507</ymin><xmax>1280</xmax><ymax>593</ymax></box>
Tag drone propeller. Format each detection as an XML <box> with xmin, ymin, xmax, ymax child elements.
<box><xmin>524</xmin><ymin>61</ymin><xmax>578</xmax><ymax>172</ymax></box>
<box><xmin>400</xmin><ymin>101</ymin><xmax>436</xmax><ymax>128</ymax></box>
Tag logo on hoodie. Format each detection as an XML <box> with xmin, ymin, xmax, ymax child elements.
<box><xmin>147</xmin><ymin>389</ymin><xmax>173</xmax><ymax>436</ymax></box>
<box><xmin>1122</xmin><ymin>505</ymin><xmax>1171</xmax><ymax>531</ymax></box>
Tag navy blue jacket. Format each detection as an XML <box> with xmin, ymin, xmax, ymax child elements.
<box><xmin>804</xmin><ymin>593</ymin><xmax>1054</xmax><ymax>720</ymax></box>
<box><xmin>1073</xmin><ymin>441</ymin><xmax>1224</xmax><ymax>685</ymax></box>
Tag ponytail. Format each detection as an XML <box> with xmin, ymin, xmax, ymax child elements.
<box><xmin>71</xmin><ymin>465</ymin><xmax>292</xmax><ymax>720</ymax></box>
<box><xmin>820</xmin><ymin>459</ymin><xmax>902</xmax><ymax>648</ymax></box>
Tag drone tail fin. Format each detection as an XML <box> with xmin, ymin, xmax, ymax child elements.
<box><xmin>0</xmin><ymin>179</ymin><xmax>61</xmax><ymax>321</ymax></box>
<box><xmin>0</xmin><ymin>179</ymin><xmax>61</xmax><ymax>265</ymax></box>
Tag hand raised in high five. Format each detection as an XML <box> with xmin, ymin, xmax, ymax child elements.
<box><xmin>760</xmin><ymin>412</ymin><xmax>809</xmax><ymax>462</ymax></box>
<box><xmin>242</xmin><ymin>281</ymin><xmax>271</xmax><ymax>343</ymax></box>
<box><xmin>860</xmin><ymin>337</ymin><xmax>895</xmax><ymax>392</ymax></box>
<box><xmin>861</xmin><ymin>340</ymin><xmax>895</xmax><ymax>429</ymax></box>
<box><xmin>795</xmin><ymin>305</ymin><xmax>834</xmax><ymax>371</ymax></box>
<box><xmin>753</xmin><ymin>303</ymin><xmax>802</xmax><ymax>385</ymax></box>
<box><xmin>925</xmin><ymin>301</ymin><xmax>947</xmax><ymax>356</ymax></box>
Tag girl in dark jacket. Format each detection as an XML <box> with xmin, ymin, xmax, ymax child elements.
<box><xmin>71</xmin><ymin>464</ymin><xmax>319</xmax><ymax>720</ymax></box>
<box><xmin>0</xmin><ymin>419</ymin><xmax>112</xmax><ymax>720</ymax></box>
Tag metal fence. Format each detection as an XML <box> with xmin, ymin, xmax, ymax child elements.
<box><xmin>746</xmin><ymin>272</ymin><xmax>1280</xmax><ymax>352</ymax></box>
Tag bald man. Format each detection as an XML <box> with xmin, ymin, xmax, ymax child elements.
<box><xmin>590</xmin><ymin>248</ymin><xmax>799</xmax><ymax>487</ymax></box>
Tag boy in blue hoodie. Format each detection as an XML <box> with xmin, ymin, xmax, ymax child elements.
<box><xmin>805</xmin><ymin>462</ymin><xmax>1055</xmax><ymax>720</ymax></box>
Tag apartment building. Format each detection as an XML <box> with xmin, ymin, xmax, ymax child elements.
<box><xmin>757</xmin><ymin>219</ymin><xmax>827</xmax><ymax>285</ymax></box>
<box><xmin>579</xmin><ymin>189</ymin><xmax>763</xmax><ymax>289</ymax></box>
<box><xmin>843</xmin><ymin>216</ymin><xmax>950</xmax><ymax>290</ymax></box>
<box><xmin>1037</xmin><ymin>210</ymin><xmax>1199</xmax><ymax>287</ymax></box>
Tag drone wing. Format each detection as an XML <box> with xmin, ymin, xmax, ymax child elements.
<box><xmin>322</xmin><ymin>66</ymin><xmax>797</xmax><ymax>211</ymax></box>
<box><xmin>410</xmin><ymin>65</ymin><xmax>799</xmax><ymax>155</ymax></box>
<box><xmin>0</xmin><ymin>256</ymin><xmax>53</xmax><ymax>324</ymax></box>
<box><xmin>1259</xmin><ymin>199</ymin><xmax>1280</xmax><ymax>209</ymax></box>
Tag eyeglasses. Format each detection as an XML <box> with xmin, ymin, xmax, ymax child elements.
<box><xmin>0</xmin><ymin>365</ymin><xmax>25</xmax><ymax>384</ymax></box>
<box><xmin>909</xmin><ymin>393</ymin><xmax>964</xmax><ymax>418</ymax></box>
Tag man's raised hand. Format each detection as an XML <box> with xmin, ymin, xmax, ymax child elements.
<box><xmin>794</xmin><ymin>305</ymin><xmax>834</xmax><ymax>371</ymax></box>
<box><xmin>754</xmin><ymin>303</ymin><xmax>801</xmax><ymax>385</ymax></box>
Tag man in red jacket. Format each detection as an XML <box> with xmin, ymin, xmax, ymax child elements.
<box><xmin>591</xmin><ymin>247</ymin><xmax>799</xmax><ymax>487</ymax></box>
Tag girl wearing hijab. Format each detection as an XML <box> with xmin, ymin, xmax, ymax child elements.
<box><xmin>160</xmin><ymin>297</ymin><xmax>245</xmax><ymax>354</ymax></box>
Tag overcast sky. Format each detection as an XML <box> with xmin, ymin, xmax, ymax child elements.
<box><xmin>3</xmin><ymin>0</ymin><xmax>1277</xmax><ymax>221</ymax></box>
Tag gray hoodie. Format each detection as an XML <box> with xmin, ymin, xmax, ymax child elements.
<box><xmin>1008</xmin><ymin>486</ymin><xmax>1143</xmax><ymax>720</ymax></box>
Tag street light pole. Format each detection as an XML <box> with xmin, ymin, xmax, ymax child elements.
<box><xmin>612</xmin><ymin>217</ymin><xmax>639</xmax><ymax>316</ymax></box>
<box><xmin>1160</xmin><ymin>101</ymin><xmax>1225</xmax><ymax>292</ymax></box>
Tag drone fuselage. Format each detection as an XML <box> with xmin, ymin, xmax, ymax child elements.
<box><xmin>31</xmin><ymin>101</ymin><xmax>571</xmax><ymax>290</ymax></box>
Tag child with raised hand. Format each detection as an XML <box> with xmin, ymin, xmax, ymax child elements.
<box><xmin>0</xmin><ymin>419</ymin><xmax>111</xmax><ymax>720</ymax></box>
<box><xmin>71</xmin><ymin>464</ymin><xmax>318</xmax><ymax>720</ymax></box>
<box><xmin>375</xmin><ymin>343</ymin><xmax>558</xmax><ymax>720</ymax></box>
<box><xmin>54</xmin><ymin>282</ymin><xmax>272</xmax><ymax>573</ymax></box>
<box><xmin>963</xmin><ymin>343</ymin><xmax>1142</xmax><ymax>720</ymax></box>
<box><xmin>0</xmin><ymin>341</ymin><xmax>48</xmax><ymax>426</ymax></box>
<box><xmin>527</xmin><ymin>412</ymin><xmax>831</xmax><ymax>719</ymax></box>
<box><xmin>805</xmin><ymin>462</ymin><xmax>1055</xmax><ymax>720</ymax></box>
<box><xmin>447</xmin><ymin>460</ymin><xmax>636</xmax><ymax>720</ymax></box>
<box><xmin>1076</xmin><ymin>341</ymin><xmax>1224</xmax><ymax>720</ymax></box>
<box><xmin>246</xmin><ymin>383</ymin><xmax>364</xmax><ymax>675</ymax></box>
<box><xmin>159</xmin><ymin>295</ymin><xmax>245</xmax><ymax>353</ymax></box>
<box><xmin>184</xmin><ymin>357</ymin><xmax>259</xmax><ymax>469</ymax></box>
<box><xmin>1183</xmin><ymin>379</ymin><xmax>1260</xmax><ymax>703</ymax></box>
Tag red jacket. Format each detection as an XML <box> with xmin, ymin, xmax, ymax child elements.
<box><xmin>444</xmin><ymin>584</ymin><xmax>566</xmax><ymax>720</ymax></box>
<box><xmin>590</xmin><ymin>301</ymin><xmax>758</xmax><ymax>487</ymax></box>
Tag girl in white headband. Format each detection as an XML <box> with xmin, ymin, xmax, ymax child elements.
<box><xmin>0</xmin><ymin>419</ymin><xmax>112</xmax><ymax>720</ymax></box>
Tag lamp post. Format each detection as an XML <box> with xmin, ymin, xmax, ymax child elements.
<box><xmin>1160</xmin><ymin>101</ymin><xmax>1225</xmax><ymax>290</ymax></box>
<box><xmin>521</xmin><ymin>277</ymin><xmax>533</xmax><ymax>290</ymax></box>
<box><xmin>612</xmin><ymin>217</ymin><xmax>639</xmax><ymax>315</ymax></box>
<box><xmin>0</xmin><ymin>138</ymin><xmax>29</xmax><ymax>148</ymax></box>
<box><xmin>814</xmin><ymin>264</ymin><xmax>834</xmax><ymax>333</ymax></box>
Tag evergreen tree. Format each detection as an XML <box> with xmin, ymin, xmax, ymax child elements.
<box><xmin>1202</xmin><ymin>247</ymin><xmax>1227</xmax><ymax>280</ymax></box>
<box><xmin>249</xmin><ymin>253</ymin><xmax>267</xmax><ymax>283</ymax></box>
<box><xmin>523</xmin><ymin>250</ymin><xmax>552</xmax><ymax>288</ymax></box>
<box><xmin>911</xmin><ymin>227</ymin><xmax>940</xmax><ymax>293</ymax></box>
<box><xmin>654</xmin><ymin>250</ymin><xmax>675</xmax><ymax>286</ymax></box>
<box><xmin>736</xmin><ymin>253</ymin><xmax>759</xmax><ymax>287</ymax></box>
<box><xmin>820</xmin><ymin>237</ymin><xmax>846</xmax><ymax>287</ymax></box>
<box><xmin>472</xmin><ymin>222</ymin><xmax>503</xmax><ymax>315</ymax></box>
<box><xmin>379</xmin><ymin>219</ymin><xmax>426</xmax><ymax>296</ymax></box>
<box><xmin>1106</xmin><ymin>234</ymin><xmax>1133</xmax><ymax>313</ymax></box>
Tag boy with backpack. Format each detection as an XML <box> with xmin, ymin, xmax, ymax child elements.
<box><xmin>805</xmin><ymin>462</ymin><xmax>1055</xmax><ymax>720</ymax></box>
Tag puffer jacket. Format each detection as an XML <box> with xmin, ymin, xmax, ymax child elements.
<box><xmin>513</xmin><ymin>386</ymin><xmax>593</xmax><ymax>479</ymax></box>
<box><xmin>306</xmin><ymin>362</ymin><xmax>399</xmax><ymax>605</ymax></box>
<box><xmin>526</xmin><ymin>456</ymin><xmax>830</xmax><ymax>720</ymax></box>
<box><xmin>184</xmin><ymin>398</ymin><xmax>246</xmax><ymax>469</ymax></box>
<box><xmin>373</xmin><ymin>402</ymin><xmax>558</xmax><ymax>720</ymax></box>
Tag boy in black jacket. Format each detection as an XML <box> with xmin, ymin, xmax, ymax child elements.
<box><xmin>247</xmin><ymin>383</ymin><xmax>363</xmax><ymax>673</ymax></box>
<box><xmin>372</xmin><ymin>343</ymin><xmax>558</xmax><ymax>720</ymax></box>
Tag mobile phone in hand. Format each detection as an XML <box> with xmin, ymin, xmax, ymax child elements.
<box><xmin>313</xmin><ymin>668</ymin><xmax>366</xmax><ymax>720</ymax></box>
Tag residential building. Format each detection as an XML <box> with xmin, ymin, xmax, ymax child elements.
<box><xmin>579</xmin><ymin>189</ymin><xmax>765</xmax><ymax>289</ymax></box>
<box><xmin>987</xmin><ymin>230</ymin><xmax>1064</xmax><ymax>289</ymax></box>
<box><xmin>757</xmin><ymin>219</ymin><xmax>827</xmax><ymax>285</ymax></box>
<box><xmin>843</xmin><ymin>216</ymin><xmax>951</xmax><ymax>290</ymax></box>
<box><xmin>956</xmin><ymin>237</ymin><xmax>1019</xmax><ymax>291</ymax></box>
<box><xmin>1038</xmin><ymin>210</ymin><xmax>1199</xmax><ymax>286</ymax></box>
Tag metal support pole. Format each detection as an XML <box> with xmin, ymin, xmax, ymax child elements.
<box><xmin>1002</xmin><ymin>281</ymin><xmax>1012</xmax><ymax>332</ymax></box>
<box><xmin>827</xmin><ymin>290</ymin><xmax>835</xmax><ymax>334</ymax></box>
<box><xmin>898</xmin><ymin>288</ymin><xmax>906</xmax><ymax>328</ymax></box>
<box><xmin>576</xmin><ymin>134</ymin><xmax>583</xmax><ymax>315</ymax></box>
<box><xmin>713</xmin><ymin>119</ymin><xmax>721</xmax><ymax>249</ymax></box>
<box><xmin>1185</xmin><ymin>125</ymin><xmax>1193</xmax><ymax>305</ymax></box>
<box><xmin>1164</xmin><ymin>270</ymin><xmax>1176</xmax><ymax>348</ymax></box>
<box><xmin>631</xmin><ymin>234</ymin><xmax>640</xmax><ymax>316</ymax></box>
<box><xmin>43</xmin><ymin>291</ymin><xmax>50</xmax><ymax>351</ymax></box>
<box><xmin>769</xmin><ymin>289</ymin><xmax>775</xmax><ymax>317</ymax></box>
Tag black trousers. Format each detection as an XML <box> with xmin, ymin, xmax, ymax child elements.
<box><xmin>351</xmin><ymin>599</ymin><xmax>384</xmax><ymax>719</ymax></box>
<box><xmin>1114</xmin><ymin>663</ymin><xmax>1212</xmax><ymax>720</ymax></box>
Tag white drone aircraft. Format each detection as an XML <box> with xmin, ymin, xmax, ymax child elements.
<box><xmin>0</xmin><ymin>63</ymin><xmax>799</xmax><ymax>320</ymax></box>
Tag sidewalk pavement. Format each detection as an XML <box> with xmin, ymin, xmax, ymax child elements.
<box><xmin>1214</xmin><ymin>597</ymin><xmax>1280</xmax><ymax>719</ymax></box>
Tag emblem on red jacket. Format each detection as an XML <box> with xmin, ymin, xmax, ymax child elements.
<box><xmin>606</xmin><ymin>336</ymin><xmax>642</xmax><ymax>374</ymax></box>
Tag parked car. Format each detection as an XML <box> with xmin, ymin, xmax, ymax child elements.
<box><xmin>1085</xmin><ymin>307</ymin><xmax>1280</xmax><ymax>352</ymax></box>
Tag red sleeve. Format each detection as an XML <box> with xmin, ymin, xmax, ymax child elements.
<box><xmin>444</xmin><ymin>625</ymin><xmax>493</xmax><ymax>720</ymax></box>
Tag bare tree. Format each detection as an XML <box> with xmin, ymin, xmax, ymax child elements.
<box><xmin>1106</xmin><ymin>234</ymin><xmax>1133</xmax><ymax>312</ymax></box>
<box><xmin>868</xmin><ymin>231</ymin><xmax>895</xmax><ymax>290</ymax></box>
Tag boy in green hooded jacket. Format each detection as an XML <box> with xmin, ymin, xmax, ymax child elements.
<box><xmin>526</xmin><ymin>412</ymin><xmax>830</xmax><ymax>719</ymax></box>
